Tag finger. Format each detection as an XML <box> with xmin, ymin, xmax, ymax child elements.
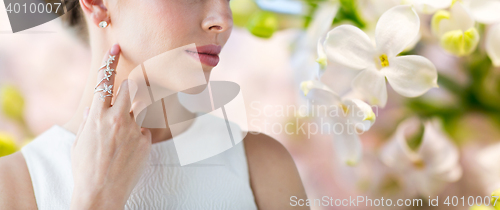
<box><xmin>74</xmin><ymin>107</ymin><xmax>90</xmax><ymax>147</ymax></box>
<box><xmin>79</xmin><ymin>107</ymin><xmax>90</xmax><ymax>133</ymax></box>
<box><xmin>112</xmin><ymin>79</ymin><xmax>133</xmax><ymax>116</ymax></box>
<box><xmin>130</xmin><ymin>100</ymin><xmax>148</xmax><ymax>127</ymax></box>
<box><xmin>91</xmin><ymin>44</ymin><xmax>121</xmax><ymax>112</ymax></box>
<box><xmin>141</xmin><ymin>128</ymin><xmax>152</xmax><ymax>141</ymax></box>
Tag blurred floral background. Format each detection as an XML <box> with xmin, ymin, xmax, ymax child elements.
<box><xmin>1</xmin><ymin>0</ymin><xmax>500</xmax><ymax>209</ymax></box>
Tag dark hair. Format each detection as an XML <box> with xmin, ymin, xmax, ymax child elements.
<box><xmin>45</xmin><ymin>0</ymin><xmax>88</xmax><ymax>43</ymax></box>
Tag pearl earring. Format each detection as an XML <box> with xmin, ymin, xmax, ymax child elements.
<box><xmin>99</xmin><ymin>21</ymin><xmax>108</xmax><ymax>28</ymax></box>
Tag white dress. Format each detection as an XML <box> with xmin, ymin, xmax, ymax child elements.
<box><xmin>21</xmin><ymin>114</ymin><xmax>258</xmax><ymax>210</ymax></box>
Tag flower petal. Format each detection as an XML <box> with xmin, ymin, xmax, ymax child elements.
<box><xmin>477</xmin><ymin>143</ymin><xmax>500</xmax><ymax>173</ymax></box>
<box><xmin>375</xmin><ymin>5</ymin><xmax>420</xmax><ymax>57</ymax></box>
<box><xmin>436</xmin><ymin>164</ymin><xmax>462</xmax><ymax>182</ymax></box>
<box><xmin>380</xmin><ymin>117</ymin><xmax>421</xmax><ymax>169</ymax></box>
<box><xmin>413</xmin><ymin>174</ymin><xmax>448</xmax><ymax>197</ymax></box>
<box><xmin>333</xmin><ymin>131</ymin><xmax>362</xmax><ymax>166</ymax></box>
<box><xmin>382</xmin><ymin>55</ymin><xmax>438</xmax><ymax>97</ymax></box>
<box><xmin>300</xmin><ymin>80</ymin><xmax>342</xmax><ymax>106</ymax></box>
<box><xmin>418</xmin><ymin>120</ymin><xmax>462</xmax><ymax>182</ymax></box>
<box><xmin>316</xmin><ymin>39</ymin><xmax>328</xmax><ymax>71</ymax></box>
<box><xmin>416</xmin><ymin>0</ymin><xmax>453</xmax><ymax>14</ymax></box>
<box><xmin>341</xmin><ymin>98</ymin><xmax>376</xmax><ymax>132</ymax></box>
<box><xmin>403</xmin><ymin>31</ymin><xmax>422</xmax><ymax>52</ymax></box>
<box><xmin>438</xmin><ymin>2</ymin><xmax>475</xmax><ymax>35</ymax></box>
<box><xmin>306</xmin><ymin>1</ymin><xmax>340</xmax><ymax>48</ymax></box>
<box><xmin>469</xmin><ymin>0</ymin><xmax>500</xmax><ymax>24</ymax></box>
<box><xmin>486</xmin><ymin>24</ymin><xmax>500</xmax><ymax>67</ymax></box>
<box><xmin>440</xmin><ymin>28</ymin><xmax>479</xmax><ymax>56</ymax></box>
<box><xmin>352</xmin><ymin>68</ymin><xmax>388</xmax><ymax>107</ymax></box>
<box><xmin>476</xmin><ymin>143</ymin><xmax>500</xmax><ymax>192</ymax></box>
<box><xmin>431</xmin><ymin>10</ymin><xmax>451</xmax><ymax>36</ymax></box>
<box><xmin>324</xmin><ymin>25</ymin><xmax>375</xmax><ymax>70</ymax></box>
<box><xmin>320</xmin><ymin>62</ymin><xmax>360</xmax><ymax>96</ymax></box>
<box><xmin>300</xmin><ymin>80</ymin><xmax>337</xmax><ymax>96</ymax></box>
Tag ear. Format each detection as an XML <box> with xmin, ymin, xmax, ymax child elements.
<box><xmin>79</xmin><ymin>0</ymin><xmax>109</xmax><ymax>27</ymax></box>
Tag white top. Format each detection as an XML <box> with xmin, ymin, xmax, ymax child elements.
<box><xmin>21</xmin><ymin>114</ymin><xmax>257</xmax><ymax>210</ymax></box>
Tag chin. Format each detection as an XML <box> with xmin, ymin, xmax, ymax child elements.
<box><xmin>202</xmin><ymin>64</ymin><xmax>215</xmax><ymax>72</ymax></box>
<box><xmin>203</xmin><ymin>71</ymin><xmax>211</xmax><ymax>83</ymax></box>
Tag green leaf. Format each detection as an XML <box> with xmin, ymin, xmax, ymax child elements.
<box><xmin>246</xmin><ymin>11</ymin><xmax>279</xmax><ymax>38</ymax></box>
<box><xmin>333</xmin><ymin>0</ymin><xmax>366</xmax><ymax>29</ymax></box>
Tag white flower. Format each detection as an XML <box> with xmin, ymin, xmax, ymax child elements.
<box><xmin>476</xmin><ymin>143</ymin><xmax>500</xmax><ymax>194</ymax></box>
<box><xmin>431</xmin><ymin>2</ymin><xmax>480</xmax><ymax>56</ymax></box>
<box><xmin>300</xmin><ymin>80</ymin><xmax>376</xmax><ymax>166</ymax></box>
<box><xmin>323</xmin><ymin>5</ymin><xmax>438</xmax><ymax>107</ymax></box>
<box><xmin>304</xmin><ymin>1</ymin><xmax>340</xmax><ymax>49</ymax></box>
<box><xmin>380</xmin><ymin>118</ymin><xmax>462</xmax><ymax>196</ymax></box>
<box><xmin>463</xmin><ymin>0</ymin><xmax>500</xmax><ymax>25</ymax></box>
<box><xmin>486</xmin><ymin>24</ymin><xmax>500</xmax><ymax>67</ymax></box>
<box><xmin>360</xmin><ymin>0</ymin><xmax>451</xmax><ymax>20</ymax></box>
<box><xmin>359</xmin><ymin>0</ymin><xmax>440</xmax><ymax>53</ymax></box>
<box><xmin>316</xmin><ymin>40</ymin><xmax>328</xmax><ymax>71</ymax></box>
<box><xmin>462</xmin><ymin>0</ymin><xmax>500</xmax><ymax>67</ymax></box>
<box><xmin>291</xmin><ymin>1</ymin><xmax>339</xmax><ymax>79</ymax></box>
<box><xmin>402</xmin><ymin>0</ymin><xmax>453</xmax><ymax>14</ymax></box>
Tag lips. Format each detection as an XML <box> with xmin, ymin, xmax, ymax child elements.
<box><xmin>186</xmin><ymin>44</ymin><xmax>222</xmax><ymax>67</ymax></box>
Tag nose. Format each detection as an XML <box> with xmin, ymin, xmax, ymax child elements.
<box><xmin>201</xmin><ymin>1</ymin><xmax>233</xmax><ymax>34</ymax></box>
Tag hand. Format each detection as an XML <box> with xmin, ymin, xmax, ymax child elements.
<box><xmin>70</xmin><ymin>44</ymin><xmax>152</xmax><ymax>210</ymax></box>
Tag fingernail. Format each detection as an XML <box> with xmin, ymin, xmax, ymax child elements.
<box><xmin>110</xmin><ymin>44</ymin><xmax>120</xmax><ymax>55</ymax></box>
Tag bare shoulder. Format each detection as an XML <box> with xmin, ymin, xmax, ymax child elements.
<box><xmin>243</xmin><ymin>132</ymin><xmax>309</xmax><ymax>210</ymax></box>
<box><xmin>0</xmin><ymin>152</ymin><xmax>37</xmax><ymax>209</ymax></box>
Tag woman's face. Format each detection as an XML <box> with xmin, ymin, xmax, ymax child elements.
<box><xmin>107</xmin><ymin>0</ymin><xmax>233</xmax><ymax>72</ymax></box>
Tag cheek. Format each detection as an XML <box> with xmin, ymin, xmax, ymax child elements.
<box><xmin>114</xmin><ymin>2</ymin><xmax>199</xmax><ymax>65</ymax></box>
<box><xmin>220</xmin><ymin>28</ymin><xmax>232</xmax><ymax>47</ymax></box>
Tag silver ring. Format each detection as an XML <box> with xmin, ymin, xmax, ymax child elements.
<box><xmin>94</xmin><ymin>84</ymin><xmax>113</xmax><ymax>101</ymax></box>
<box><xmin>94</xmin><ymin>55</ymin><xmax>117</xmax><ymax>95</ymax></box>
<box><xmin>99</xmin><ymin>55</ymin><xmax>116</xmax><ymax>72</ymax></box>
<box><xmin>97</xmin><ymin>93</ymin><xmax>113</xmax><ymax>101</ymax></box>
<box><xmin>94</xmin><ymin>84</ymin><xmax>113</xmax><ymax>94</ymax></box>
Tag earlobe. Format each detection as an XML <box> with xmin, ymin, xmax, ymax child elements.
<box><xmin>79</xmin><ymin>0</ymin><xmax>109</xmax><ymax>28</ymax></box>
<box><xmin>99</xmin><ymin>21</ymin><xmax>108</xmax><ymax>28</ymax></box>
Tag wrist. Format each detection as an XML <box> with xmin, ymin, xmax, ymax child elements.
<box><xmin>70</xmin><ymin>187</ymin><xmax>126</xmax><ymax>210</ymax></box>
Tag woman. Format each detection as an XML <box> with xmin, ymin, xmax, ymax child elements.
<box><xmin>0</xmin><ymin>0</ymin><xmax>308</xmax><ymax>209</ymax></box>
